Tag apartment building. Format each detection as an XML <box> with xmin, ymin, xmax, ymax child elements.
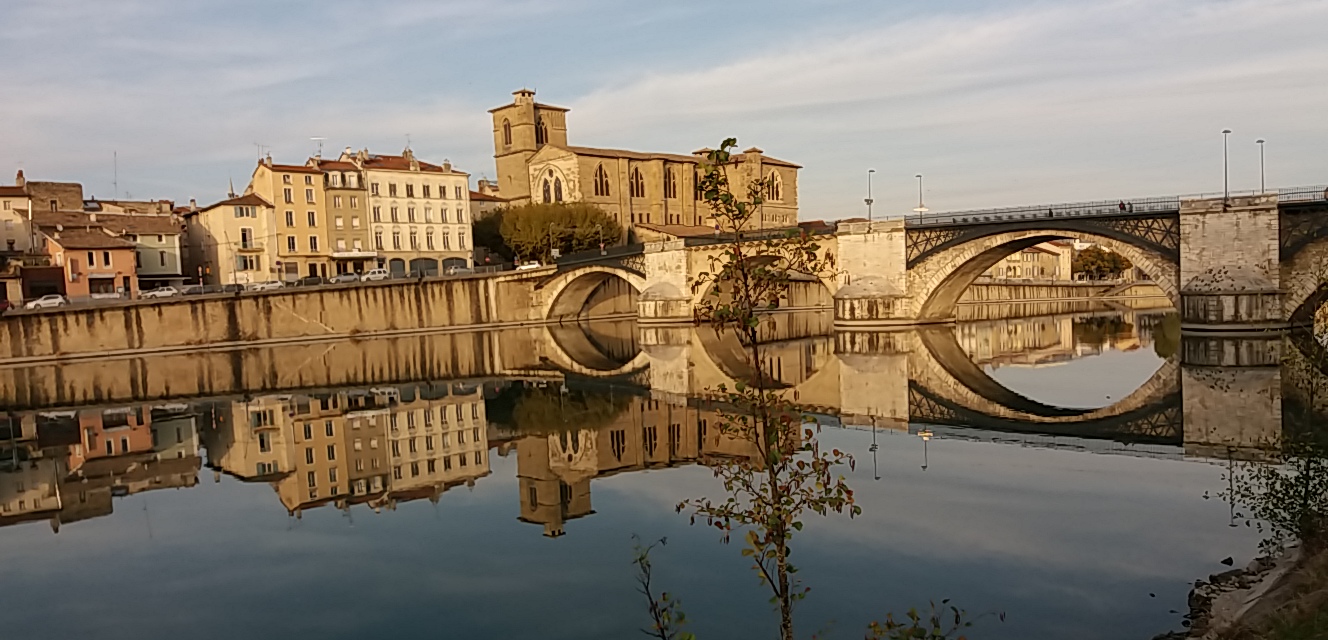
<box><xmin>383</xmin><ymin>383</ymin><xmax>490</xmax><ymax>502</ymax></box>
<box><xmin>31</xmin><ymin>210</ymin><xmax>140</xmax><ymax>299</ymax></box>
<box><xmin>341</xmin><ymin>147</ymin><xmax>472</xmax><ymax>275</ymax></box>
<box><xmin>982</xmin><ymin>241</ymin><xmax>1073</xmax><ymax>280</ymax></box>
<box><xmin>187</xmin><ymin>193</ymin><xmax>276</xmax><ymax>285</ymax></box>
<box><xmin>309</xmin><ymin>158</ymin><xmax>375</xmax><ymax>275</ymax></box>
<box><xmin>246</xmin><ymin>158</ymin><xmax>331</xmax><ymax>281</ymax></box>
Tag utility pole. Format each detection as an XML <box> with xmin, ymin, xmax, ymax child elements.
<box><xmin>864</xmin><ymin>169</ymin><xmax>875</xmax><ymax>222</ymax></box>
<box><xmin>1222</xmin><ymin>129</ymin><xmax>1232</xmax><ymax>207</ymax></box>
<box><xmin>1256</xmin><ymin>139</ymin><xmax>1266</xmax><ymax>193</ymax></box>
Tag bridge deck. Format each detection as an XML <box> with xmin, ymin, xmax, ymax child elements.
<box><xmin>904</xmin><ymin>185</ymin><xmax>1327</xmax><ymax>228</ymax></box>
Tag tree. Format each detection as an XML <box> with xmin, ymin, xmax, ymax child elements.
<box><xmin>472</xmin><ymin>209</ymin><xmax>514</xmax><ymax>262</ymax></box>
<box><xmin>498</xmin><ymin>202</ymin><xmax>623</xmax><ymax>262</ymax></box>
<box><xmin>1072</xmin><ymin>245</ymin><xmax>1133</xmax><ymax>280</ymax></box>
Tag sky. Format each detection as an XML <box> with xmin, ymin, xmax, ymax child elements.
<box><xmin>1</xmin><ymin>0</ymin><xmax>1325</xmax><ymax>219</ymax></box>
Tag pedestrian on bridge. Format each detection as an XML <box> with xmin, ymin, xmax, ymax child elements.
<box><xmin>1118</xmin><ymin>201</ymin><xmax>1126</xmax><ymax>212</ymax></box>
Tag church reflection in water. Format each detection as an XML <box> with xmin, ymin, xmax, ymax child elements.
<box><xmin>1</xmin><ymin>303</ymin><xmax>1322</xmax><ymax>537</ymax></box>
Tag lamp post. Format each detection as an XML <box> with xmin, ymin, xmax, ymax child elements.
<box><xmin>864</xmin><ymin>169</ymin><xmax>875</xmax><ymax>222</ymax></box>
<box><xmin>547</xmin><ymin>223</ymin><xmax>558</xmax><ymax>262</ymax></box>
<box><xmin>913</xmin><ymin>174</ymin><xmax>928</xmax><ymax>215</ymax></box>
<box><xmin>1256</xmin><ymin>139</ymin><xmax>1266</xmax><ymax>193</ymax></box>
<box><xmin>1222</xmin><ymin>129</ymin><xmax>1232</xmax><ymax>206</ymax></box>
<box><xmin>596</xmin><ymin>223</ymin><xmax>605</xmax><ymax>255</ymax></box>
<box><xmin>918</xmin><ymin>428</ymin><xmax>933</xmax><ymax>471</ymax></box>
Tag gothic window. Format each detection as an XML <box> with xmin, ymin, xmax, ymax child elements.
<box><xmin>593</xmin><ymin>164</ymin><xmax>610</xmax><ymax>197</ymax></box>
<box><xmin>664</xmin><ymin>166</ymin><xmax>678</xmax><ymax>199</ymax></box>
<box><xmin>630</xmin><ymin>167</ymin><xmax>645</xmax><ymax>198</ymax></box>
<box><xmin>764</xmin><ymin>170</ymin><xmax>782</xmax><ymax>201</ymax></box>
<box><xmin>554</xmin><ymin>177</ymin><xmax>563</xmax><ymax>202</ymax></box>
<box><xmin>542</xmin><ymin>179</ymin><xmax>551</xmax><ymax>203</ymax></box>
<box><xmin>536</xmin><ymin>116</ymin><xmax>548</xmax><ymax>145</ymax></box>
<box><xmin>502</xmin><ymin>119</ymin><xmax>511</xmax><ymax>147</ymax></box>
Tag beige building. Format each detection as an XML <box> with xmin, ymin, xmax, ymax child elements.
<box><xmin>982</xmin><ymin>241</ymin><xmax>1072</xmax><ymax>281</ymax></box>
<box><xmin>246</xmin><ymin>158</ymin><xmax>332</xmax><ymax>281</ymax></box>
<box><xmin>0</xmin><ymin>184</ymin><xmax>33</xmax><ymax>256</ymax></box>
<box><xmin>96</xmin><ymin>213</ymin><xmax>187</xmax><ymax>288</ymax></box>
<box><xmin>187</xmin><ymin>193</ymin><xmax>276</xmax><ymax>285</ymax></box>
<box><xmin>490</xmin><ymin>89</ymin><xmax>800</xmax><ymax>239</ymax></box>
<box><xmin>309</xmin><ymin>158</ymin><xmax>375</xmax><ymax>275</ymax></box>
<box><xmin>339</xmin><ymin>147</ymin><xmax>473</xmax><ymax>275</ymax></box>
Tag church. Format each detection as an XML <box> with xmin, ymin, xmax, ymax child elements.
<box><xmin>489</xmin><ymin>89</ymin><xmax>800</xmax><ymax>238</ymax></box>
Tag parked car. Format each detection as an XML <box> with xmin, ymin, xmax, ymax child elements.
<box><xmin>445</xmin><ymin>265</ymin><xmax>475</xmax><ymax>276</ymax></box>
<box><xmin>180</xmin><ymin>285</ymin><xmax>207</xmax><ymax>296</ymax></box>
<box><xmin>295</xmin><ymin>276</ymin><xmax>327</xmax><ymax>287</ymax></box>
<box><xmin>25</xmin><ymin>294</ymin><xmax>68</xmax><ymax>309</ymax></box>
<box><xmin>245</xmin><ymin>281</ymin><xmax>285</xmax><ymax>292</ymax></box>
<box><xmin>329</xmin><ymin>272</ymin><xmax>360</xmax><ymax>284</ymax></box>
<box><xmin>140</xmin><ymin>286</ymin><xmax>181</xmax><ymax>299</ymax></box>
<box><xmin>361</xmin><ymin>268</ymin><xmax>390</xmax><ymax>282</ymax></box>
<box><xmin>219</xmin><ymin>283</ymin><xmax>246</xmax><ymax>294</ymax></box>
<box><xmin>515</xmin><ymin>261</ymin><xmax>543</xmax><ymax>271</ymax></box>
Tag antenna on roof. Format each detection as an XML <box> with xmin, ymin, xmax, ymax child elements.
<box><xmin>310</xmin><ymin>137</ymin><xmax>326</xmax><ymax>158</ymax></box>
<box><xmin>113</xmin><ymin>151</ymin><xmax>119</xmax><ymax>200</ymax></box>
<box><xmin>253</xmin><ymin>142</ymin><xmax>268</xmax><ymax>160</ymax></box>
<box><xmin>405</xmin><ymin>133</ymin><xmax>411</xmax><ymax>150</ymax></box>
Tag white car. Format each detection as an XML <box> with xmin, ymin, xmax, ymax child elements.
<box><xmin>361</xmin><ymin>268</ymin><xmax>390</xmax><ymax>282</ymax></box>
<box><xmin>141</xmin><ymin>286</ymin><xmax>180</xmax><ymax>299</ymax></box>
<box><xmin>515</xmin><ymin>261</ymin><xmax>543</xmax><ymax>271</ymax></box>
<box><xmin>25</xmin><ymin>294</ymin><xmax>68</xmax><ymax>309</ymax></box>
<box><xmin>245</xmin><ymin>281</ymin><xmax>285</xmax><ymax>292</ymax></box>
<box><xmin>329</xmin><ymin>272</ymin><xmax>360</xmax><ymax>284</ymax></box>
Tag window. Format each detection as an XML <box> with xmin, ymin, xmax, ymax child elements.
<box><xmin>307</xmin><ymin>211</ymin><xmax>317</xmax><ymax>227</ymax></box>
<box><xmin>472</xmin><ymin>427</ymin><xmax>479</xmax><ymax>442</ymax></box>
<box><xmin>392</xmin><ymin>231</ymin><xmax>401</xmax><ymax>250</ymax></box>
<box><xmin>287</xmin><ymin>236</ymin><xmax>297</xmax><ymax>252</ymax></box>
<box><xmin>307</xmin><ymin>471</ymin><xmax>317</xmax><ymax>488</ymax></box>
<box><xmin>422</xmin><ymin>185</ymin><xmax>431</xmax><ymax>198</ymax></box>
<box><xmin>424</xmin><ymin>207</ymin><xmax>432</xmax><ymax>223</ymax></box>
<box><xmin>353</xmin><ymin>239</ymin><xmax>363</xmax><ymax>251</ymax></box>
<box><xmin>426</xmin><ymin>230</ymin><xmax>435</xmax><ymax>250</ymax></box>
<box><xmin>407</xmin><ymin>206</ymin><xmax>416</xmax><ymax>222</ymax></box>
<box><xmin>471</xmin><ymin>403</ymin><xmax>479</xmax><ymax>419</ymax></box>
<box><xmin>409</xmin><ymin>229</ymin><xmax>419</xmax><ymax>249</ymax></box>
<box><xmin>444</xmin><ymin>456</ymin><xmax>452</xmax><ymax>471</ymax></box>
<box><xmin>425</xmin><ymin>436</ymin><xmax>434</xmax><ymax>451</ymax></box>
<box><xmin>457</xmin><ymin>429</ymin><xmax>465</xmax><ymax>445</ymax></box>
<box><xmin>372</xmin><ymin>206</ymin><xmax>381</xmax><ymax>222</ymax></box>
<box><xmin>102</xmin><ymin>251</ymin><xmax>111</xmax><ymax>266</ymax></box>
<box><xmin>630</xmin><ymin>167</ymin><xmax>645</xmax><ymax>198</ymax></box>
<box><xmin>764</xmin><ymin>171</ymin><xmax>782</xmax><ymax>201</ymax></box>
<box><xmin>86</xmin><ymin>250</ymin><xmax>95</xmax><ymax>267</ymax></box>
<box><xmin>536</xmin><ymin>116</ymin><xmax>548</xmax><ymax>145</ymax></box>
<box><xmin>156</xmin><ymin>234</ymin><xmax>164</xmax><ymax>243</ymax></box>
<box><xmin>283</xmin><ymin>175</ymin><xmax>292</xmax><ymax>184</ymax></box>
<box><xmin>502</xmin><ymin>118</ymin><xmax>511</xmax><ymax>146</ymax></box>
<box><xmin>388</xmin><ymin>183</ymin><xmax>398</xmax><ymax>197</ymax></box>
<box><xmin>441</xmin><ymin>232</ymin><xmax>451</xmax><ymax>251</ymax></box>
<box><xmin>593</xmin><ymin>164</ymin><xmax>610</xmax><ymax>196</ymax></box>
<box><xmin>305</xmin><ymin>448</ymin><xmax>315</xmax><ymax>464</ymax></box>
<box><xmin>233</xmin><ymin>205</ymin><xmax>256</xmax><ymax>218</ymax></box>
<box><xmin>553</xmin><ymin>178</ymin><xmax>563</xmax><ymax>202</ymax></box>
<box><xmin>459</xmin><ymin>232</ymin><xmax>467</xmax><ymax>250</ymax></box>
<box><xmin>439</xmin><ymin>207</ymin><xmax>448</xmax><ymax>224</ymax></box>
<box><xmin>159</xmin><ymin>252</ymin><xmax>166</xmax><ymax>267</ymax></box>
<box><xmin>424</xmin><ymin>409</ymin><xmax>434</xmax><ymax>427</ymax></box>
<box><xmin>664</xmin><ymin>166</ymin><xmax>678</xmax><ymax>199</ymax></box>
<box><xmin>542</xmin><ymin>179</ymin><xmax>551</xmax><ymax>203</ymax></box>
<box><xmin>393</xmin><ymin>466</ymin><xmax>403</xmax><ymax>480</ymax></box>
<box><xmin>350</xmin><ymin>196</ymin><xmax>358</xmax><ymax>208</ymax></box>
<box><xmin>286</xmin><ymin>211</ymin><xmax>295</xmax><ymax>226</ymax></box>
<box><xmin>333</xmin><ymin>196</ymin><xmax>342</xmax><ymax>208</ymax></box>
<box><xmin>334</xmin><ymin>216</ymin><xmax>344</xmax><ymax>229</ymax></box>
<box><xmin>329</xmin><ymin>173</ymin><xmax>341</xmax><ymax>188</ymax></box>
<box><xmin>237</xmin><ymin>255</ymin><xmax>257</xmax><ymax>270</ymax></box>
<box><xmin>326</xmin><ymin>444</ymin><xmax>336</xmax><ymax>461</ymax></box>
<box><xmin>371</xmin><ymin>182</ymin><xmax>380</xmax><ymax>195</ymax></box>
<box><xmin>374</xmin><ymin>231</ymin><xmax>384</xmax><ymax>250</ymax></box>
<box><xmin>351</xmin><ymin>216</ymin><xmax>361</xmax><ymax>229</ymax></box>
<box><xmin>391</xmin><ymin>440</ymin><xmax>400</xmax><ymax>457</ymax></box>
<box><xmin>611</xmin><ymin>429</ymin><xmax>626</xmax><ymax>461</ymax></box>
<box><xmin>390</xmin><ymin>206</ymin><xmax>399</xmax><ymax>222</ymax></box>
<box><xmin>328</xmin><ymin>467</ymin><xmax>338</xmax><ymax>483</ymax></box>
<box><xmin>440</xmin><ymin>185</ymin><xmax>449</xmax><ymax>200</ymax></box>
<box><xmin>406</xmin><ymin>184</ymin><xmax>415</xmax><ymax>198</ymax></box>
<box><xmin>325</xmin><ymin>421</ymin><xmax>334</xmax><ymax>437</ymax></box>
<box><xmin>409</xmin><ymin>438</ymin><xmax>418</xmax><ymax>453</ymax></box>
<box><xmin>455</xmin><ymin>186</ymin><xmax>462</xmax><ymax>200</ymax></box>
<box><xmin>336</xmin><ymin>239</ymin><xmax>346</xmax><ymax>251</ymax></box>
<box><xmin>458</xmin><ymin>453</ymin><xmax>467</xmax><ymax>468</ymax></box>
<box><xmin>304</xmin><ymin>175</ymin><xmax>312</xmax><ymax>185</ymax></box>
<box><xmin>258</xmin><ymin>431</ymin><xmax>272</xmax><ymax>453</ymax></box>
<box><xmin>283</xmin><ymin>188</ymin><xmax>293</xmax><ymax>204</ymax></box>
<box><xmin>427</xmin><ymin>459</ymin><xmax>436</xmax><ymax>474</ymax></box>
<box><xmin>475</xmin><ymin>451</ymin><xmax>483</xmax><ymax>465</ymax></box>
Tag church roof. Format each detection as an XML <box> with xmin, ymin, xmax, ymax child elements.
<box><xmin>563</xmin><ymin>145</ymin><xmax>800</xmax><ymax>168</ymax></box>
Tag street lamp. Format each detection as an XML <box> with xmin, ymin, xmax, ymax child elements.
<box><xmin>1222</xmin><ymin>129</ymin><xmax>1232</xmax><ymax>206</ymax></box>
<box><xmin>864</xmin><ymin>169</ymin><xmax>876</xmax><ymax>222</ymax></box>
<box><xmin>918</xmin><ymin>428</ymin><xmax>933</xmax><ymax>471</ymax></box>
<box><xmin>913</xmin><ymin>174</ymin><xmax>928</xmax><ymax>214</ymax></box>
<box><xmin>1256</xmin><ymin>139</ymin><xmax>1266</xmax><ymax>193</ymax></box>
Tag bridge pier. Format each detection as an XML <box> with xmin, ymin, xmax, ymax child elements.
<box><xmin>1181</xmin><ymin>334</ymin><xmax>1284</xmax><ymax>457</ymax></box>
<box><xmin>636</xmin><ymin>240</ymin><xmax>694</xmax><ymax>325</ymax></box>
<box><xmin>833</xmin><ymin>220</ymin><xmax>918</xmax><ymax>327</ymax></box>
<box><xmin>1179</xmin><ymin>194</ymin><xmax>1287</xmax><ymax>333</ymax></box>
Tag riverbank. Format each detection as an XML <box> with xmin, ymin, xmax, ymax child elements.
<box><xmin>1154</xmin><ymin>536</ymin><xmax>1328</xmax><ymax>639</ymax></box>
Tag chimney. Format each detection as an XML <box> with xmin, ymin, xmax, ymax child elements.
<box><xmin>263</xmin><ymin>153</ymin><xmax>273</xmax><ymax>167</ymax></box>
<box><xmin>89</xmin><ymin>212</ymin><xmax>97</xmax><ymax>223</ymax></box>
<box><xmin>442</xmin><ymin>159</ymin><xmax>452</xmax><ymax>173</ymax></box>
<box><xmin>189</xmin><ymin>198</ymin><xmax>197</xmax><ymax>210</ymax></box>
<box><xmin>14</xmin><ymin>169</ymin><xmax>24</xmax><ymax>188</ymax></box>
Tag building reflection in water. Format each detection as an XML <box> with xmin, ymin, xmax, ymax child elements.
<box><xmin>0</xmin><ymin>304</ymin><xmax>1321</xmax><ymax>538</ymax></box>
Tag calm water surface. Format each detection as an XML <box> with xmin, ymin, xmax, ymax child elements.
<box><xmin>0</xmin><ymin>308</ymin><xmax>1283</xmax><ymax>639</ymax></box>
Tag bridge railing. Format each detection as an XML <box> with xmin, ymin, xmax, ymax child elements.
<box><xmin>554</xmin><ymin>243</ymin><xmax>646</xmax><ymax>269</ymax></box>
<box><xmin>904</xmin><ymin>185</ymin><xmax>1328</xmax><ymax>227</ymax></box>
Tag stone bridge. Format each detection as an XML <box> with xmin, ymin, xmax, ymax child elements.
<box><xmin>508</xmin><ymin>187</ymin><xmax>1328</xmax><ymax>333</ymax></box>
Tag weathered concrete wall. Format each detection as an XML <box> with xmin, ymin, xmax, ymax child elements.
<box><xmin>1180</xmin><ymin>195</ymin><xmax>1280</xmax><ymax>288</ymax></box>
<box><xmin>0</xmin><ymin>275</ymin><xmax>546</xmax><ymax>363</ymax></box>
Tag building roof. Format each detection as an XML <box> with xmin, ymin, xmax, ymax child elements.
<box><xmin>97</xmin><ymin>213</ymin><xmax>184</xmax><ymax>235</ymax></box>
<box><xmin>30</xmin><ymin>209</ymin><xmax>96</xmax><ymax>229</ymax></box>
<box><xmin>562</xmin><ymin>145</ymin><xmax>801</xmax><ymax>169</ymax></box>
<box><xmin>360</xmin><ymin>154</ymin><xmax>469</xmax><ymax>176</ymax></box>
<box><xmin>262</xmin><ymin>162</ymin><xmax>322</xmax><ymax>174</ymax></box>
<box><xmin>311</xmin><ymin>160</ymin><xmax>359</xmax><ymax>172</ymax></box>
<box><xmin>201</xmin><ymin>193</ymin><xmax>272</xmax><ymax>210</ymax></box>
<box><xmin>0</xmin><ymin>186</ymin><xmax>25</xmax><ymax>197</ymax></box>
<box><xmin>45</xmin><ymin>227</ymin><xmax>136</xmax><ymax>249</ymax></box>
<box><xmin>469</xmin><ymin>190</ymin><xmax>507</xmax><ymax>203</ymax></box>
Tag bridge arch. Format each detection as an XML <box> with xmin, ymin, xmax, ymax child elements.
<box><xmin>540</xmin><ymin>265</ymin><xmax>647</xmax><ymax>320</ymax></box>
<box><xmin>908</xmin><ymin>229</ymin><xmax>1179</xmax><ymax>322</ymax></box>
<box><xmin>691</xmin><ymin>253</ymin><xmax>836</xmax><ymax>311</ymax></box>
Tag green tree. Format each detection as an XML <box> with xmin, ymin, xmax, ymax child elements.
<box><xmin>1072</xmin><ymin>245</ymin><xmax>1133</xmax><ymax>280</ymax></box>
<box><xmin>472</xmin><ymin>209</ymin><xmax>515</xmax><ymax>262</ymax></box>
<box><xmin>499</xmin><ymin>202</ymin><xmax>623</xmax><ymax>262</ymax></box>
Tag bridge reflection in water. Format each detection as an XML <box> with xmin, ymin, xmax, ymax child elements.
<box><xmin>1</xmin><ymin>302</ymin><xmax>1316</xmax><ymax>536</ymax></box>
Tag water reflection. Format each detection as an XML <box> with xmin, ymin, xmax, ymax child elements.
<box><xmin>1</xmin><ymin>305</ymin><xmax>1323</xmax><ymax>639</ymax></box>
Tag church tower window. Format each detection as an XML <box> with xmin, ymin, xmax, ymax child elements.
<box><xmin>542</xmin><ymin>179</ymin><xmax>551</xmax><ymax>203</ymax></box>
<box><xmin>630</xmin><ymin>167</ymin><xmax>645</xmax><ymax>199</ymax></box>
<box><xmin>536</xmin><ymin>116</ymin><xmax>548</xmax><ymax>146</ymax></box>
<box><xmin>764</xmin><ymin>170</ymin><xmax>782</xmax><ymax>202</ymax></box>
<box><xmin>502</xmin><ymin>119</ymin><xmax>512</xmax><ymax>147</ymax></box>
<box><xmin>593</xmin><ymin>165</ymin><xmax>610</xmax><ymax>197</ymax></box>
<box><xmin>554</xmin><ymin>178</ymin><xmax>563</xmax><ymax>202</ymax></box>
<box><xmin>664</xmin><ymin>166</ymin><xmax>678</xmax><ymax>199</ymax></box>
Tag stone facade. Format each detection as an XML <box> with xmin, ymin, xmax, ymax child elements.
<box><xmin>350</xmin><ymin>148</ymin><xmax>472</xmax><ymax>275</ymax></box>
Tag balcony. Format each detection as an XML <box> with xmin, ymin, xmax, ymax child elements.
<box><xmin>236</xmin><ymin>240</ymin><xmax>265</xmax><ymax>252</ymax></box>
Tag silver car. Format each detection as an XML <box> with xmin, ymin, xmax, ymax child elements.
<box><xmin>245</xmin><ymin>281</ymin><xmax>285</xmax><ymax>292</ymax></box>
<box><xmin>140</xmin><ymin>286</ymin><xmax>181</xmax><ymax>299</ymax></box>
<box><xmin>329</xmin><ymin>272</ymin><xmax>360</xmax><ymax>284</ymax></box>
<box><xmin>24</xmin><ymin>294</ymin><xmax>68</xmax><ymax>309</ymax></box>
